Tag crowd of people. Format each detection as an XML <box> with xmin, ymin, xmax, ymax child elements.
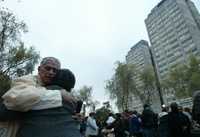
<box><xmin>0</xmin><ymin>56</ymin><xmax>199</xmax><ymax>137</ymax></box>
<box><xmin>80</xmin><ymin>94</ymin><xmax>200</xmax><ymax>137</ymax></box>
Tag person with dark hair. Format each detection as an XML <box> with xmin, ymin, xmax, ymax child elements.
<box><xmin>141</xmin><ymin>104</ymin><xmax>158</xmax><ymax>137</ymax></box>
<box><xmin>129</xmin><ymin>111</ymin><xmax>143</xmax><ymax>137</ymax></box>
<box><xmin>168</xmin><ymin>102</ymin><xmax>191</xmax><ymax>137</ymax></box>
<box><xmin>86</xmin><ymin>112</ymin><xmax>99</xmax><ymax>137</ymax></box>
<box><xmin>106</xmin><ymin>113</ymin><xmax>115</xmax><ymax>126</ymax></box>
<box><xmin>52</xmin><ymin>68</ymin><xmax>76</xmax><ymax>91</ymax></box>
<box><xmin>107</xmin><ymin>113</ymin><xmax>126</xmax><ymax>137</ymax></box>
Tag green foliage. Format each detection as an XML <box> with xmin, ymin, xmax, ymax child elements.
<box><xmin>76</xmin><ymin>85</ymin><xmax>92</xmax><ymax>106</ymax></box>
<box><xmin>95</xmin><ymin>106</ymin><xmax>112</xmax><ymax>127</ymax></box>
<box><xmin>139</xmin><ymin>66</ymin><xmax>156</xmax><ymax>104</ymax></box>
<box><xmin>105</xmin><ymin>61</ymin><xmax>137</xmax><ymax>111</ymax></box>
<box><xmin>0</xmin><ymin>9</ymin><xmax>40</xmax><ymax>94</ymax></box>
<box><xmin>187</xmin><ymin>55</ymin><xmax>200</xmax><ymax>95</ymax></box>
<box><xmin>0</xmin><ymin>72</ymin><xmax>11</xmax><ymax>97</ymax></box>
<box><xmin>168</xmin><ymin>65</ymin><xmax>189</xmax><ymax>98</ymax></box>
<box><xmin>163</xmin><ymin>55</ymin><xmax>200</xmax><ymax>99</ymax></box>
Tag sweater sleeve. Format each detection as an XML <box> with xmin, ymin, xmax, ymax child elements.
<box><xmin>2</xmin><ymin>75</ymin><xmax>62</xmax><ymax>111</ymax></box>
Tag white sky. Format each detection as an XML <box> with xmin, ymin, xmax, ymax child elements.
<box><xmin>1</xmin><ymin>0</ymin><xmax>200</xmax><ymax>109</ymax></box>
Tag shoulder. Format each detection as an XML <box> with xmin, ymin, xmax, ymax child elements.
<box><xmin>12</xmin><ymin>75</ymin><xmax>37</xmax><ymax>86</ymax></box>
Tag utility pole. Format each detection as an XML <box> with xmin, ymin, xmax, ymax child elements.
<box><xmin>148</xmin><ymin>46</ymin><xmax>164</xmax><ymax>107</ymax></box>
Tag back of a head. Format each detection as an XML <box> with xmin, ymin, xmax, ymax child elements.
<box><xmin>89</xmin><ymin>112</ymin><xmax>95</xmax><ymax>117</ymax></box>
<box><xmin>133</xmin><ymin>110</ymin><xmax>138</xmax><ymax>115</ymax></box>
<box><xmin>52</xmin><ymin>69</ymin><xmax>76</xmax><ymax>92</ymax></box>
<box><xmin>143</xmin><ymin>104</ymin><xmax>150</xmax><ymax>109</ymax></box>
<box><xmin>115</xmin><ymin>113</ymin><xmax>121</xmax><ymax>119</ymax></box>
<box><xmin>170</xmin><ymin>102</ymin><xmax>179</xmax><ymax>112</ymax></box>
<box><xmin>108</xmin><ymin>113</ymin><xmax>113</xmax><ymax>117</ymax></box>
<box><xmin>184</xmin><ymin>107</ymin><xmax>191</xmax><ymax>113</ymax></box>
<box><xmin>193</xmin><ymin>90</ymin><xmax>200</xmax><ymax>102</ymax></box>
<box><xmin>162</xmin><ymin>106</ymin><xmax>169</xmax><ymax>112</ymax></box>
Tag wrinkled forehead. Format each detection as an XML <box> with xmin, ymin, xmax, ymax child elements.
<box><xmin>40</xmin><ymin>57</ymin><xmax>61</xmax><ymax>69</ymax></box>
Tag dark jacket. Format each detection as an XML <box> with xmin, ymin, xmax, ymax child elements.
<box><xmin>16</xmin><ymin>101</ymin><xmax>81</xmax><ymax>137</ymax></box>
<box><xmin>129</xmin><ymin>115</ymin><xmax>142</xmax><ymax>135</ymax></box>
<box><xmin>107</xmin><ymin>116</ymin><xmax>126</xmax><ymax>137</ymax></box>
<box><xmin>193</xmin><ymin>91</ymin><xmax>200</xmax><ymax>124</ymax></box>
<box><xmin>141</xmin><ymin>107</ymin><xmax>158</xmax><ymax>129</ymax></box>
<box><xmin>0</xmin><ymin>103</ymin><xmax>22</xmax><ymax>121</ymax></box>
<box><xmin>168</xmin><ymin>112</ymin><xmax>190</xmax><ymax>137</ymax></box>
<box><xmin>158</xmin><ymin>113</ymin><xmax>169</xmax><ymax>137</ymax></box>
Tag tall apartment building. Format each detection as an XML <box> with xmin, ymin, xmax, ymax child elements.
<box><xmin>126</xmin><ymin>40</ymin><xmax>158</xmax><ymax>112</ymax></box>
<box><xmin>145</xmin><ymin>0</ymin><xmax>200</xmax><ymax>79</ymax></box>
<box><xmin>126</xmin><ymin>40</ymin><xmax>152</xmax><ymax>75</ymax></box>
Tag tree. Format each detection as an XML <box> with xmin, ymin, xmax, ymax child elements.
<box><xmin>139</xmin><ymin>66</ymin><xmax>157</xmax><ymax>104</ymax></box>
<box><xmin>0</xmin><ymin>9</ymin><xmax>40</xmax><ymax>94</ymax></box>
<box><xmin>75</xmin><ymin>85</ymin><xmax>94</xmax><ymax>115</ymax></box>
<box><xmin>90</xmin><ymin>100</ymin><xmax>100</xmax><ymax>112</ymax></box>
<box><xmin>105</xmin><ymin>61</ymin><xmax>138</xmax><ymax>111</ymax></box>
<box><xmin>187</xmin><ymin>55</ymin><xmax>200</xmax><ymax>95</ymax></box>
<box><xmin>0</xmin><ymin>72</ymin><xmax>11</xmax><ymax>97</ymax></box>
<box><xmin>76</xmin><ymin>85</ymin><xmax>92</xmax><ymax>106</ymax></box>
<box><xmin>95</xmin><ymin>106</ymin><xmax>113</xmax><ymax>128</ymax></box>
<box><xmin>163</xmin><ymin>55</ymin><xmax>200</xmax><ymax>99</ymax></box>
<box><xmin>166</xmin><ymin>64</ymin><xmax>189</xmax><ymax>98</ymax></box>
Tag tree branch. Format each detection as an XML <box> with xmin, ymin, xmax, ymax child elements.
<box><xmin>2</xmin><ymin>57</ymin><xmax>33</xmax><ymax>75</ymax></box>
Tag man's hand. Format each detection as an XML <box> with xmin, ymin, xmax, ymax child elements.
<box><xmin>72</xmin><ymin>113</ymin><xmax>84</xmax><ymax>122</ymax></box>
<box><xmin>60</xmin><ymin>90</ymin><xmax>77</xmax><ymax>105</ymax></box>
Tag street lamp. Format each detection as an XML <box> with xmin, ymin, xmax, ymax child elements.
<box><xmin>148</xmin><ymin>46</ymin><xmax>165</xmax><ymax>107</ymax></box>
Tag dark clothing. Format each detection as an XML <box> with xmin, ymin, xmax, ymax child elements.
<box><xmin>193</xmin><ymin>91</ymin><xmax>200</xmax><ymax>124</ymax></box>
<box><xmin>80</xmin><ymin>120</ymin><xmax>87</xmax><ymax>134</ymax></box>
<box><xmin>158</xmin><ymin>114</ymin><xmax>169</xmax><ymax>137</ymax></box>
<box><xmin>141</xmin><ymin>108</ymin><xmax>158</xmax><ymax>129</ymax></box>
<box><xmin>15</xmin><ymin>85</ymin><xmax>81</xmax><ymax>137</ymax></box>
<box><xmin>107</xmin><ymin>117</ymin><xmax>126</xmax><ymax>137</ymax></box>
<box><xmin>0</xmin><ymin>103</ymin><xmax>22</xmax><ymax>121</ymax></box>
<box><xmin>129</xmin><ymin>115</ymin><xmax>142</xmax><ymax>137</ymax></box>
<box><xmin>168</xmin><ymin>112</ymin><xmax>191</xmax><ymax>137</ymax></box>
<box><xmin>141</xmin><ymin>108</ymin><xmax>158</xmax><ymax>137</ymax></box>
<box><xmin>16</xmin><ymin>100</ymin><xmax>81</xmax><ymax>137</ymax></box>
<box><xmin>0</xmin><ymin>104</ymin><xmax>81</xmax><ymax>137</ymax></box>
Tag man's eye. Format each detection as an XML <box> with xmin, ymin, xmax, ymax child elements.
<box><xmin>44</xmin><ymin>66</ymin><xmax>58</xmax><ymax>73</ymax></box>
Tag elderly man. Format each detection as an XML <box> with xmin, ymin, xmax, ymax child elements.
<box><xmin>1</xmin><ymin>57</ymin><xmax>81</xmax><ymax>137</ymax></box>
<box><xmin>3</xmin><ymin>57</ymin><xmax>75</xmax><ymax>111</ymax></box>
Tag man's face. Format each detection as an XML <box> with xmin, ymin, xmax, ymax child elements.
<box><xmin>38</xmin><ymin>62</ymin><xmax>59</xmax><ymax>85</ymax></box>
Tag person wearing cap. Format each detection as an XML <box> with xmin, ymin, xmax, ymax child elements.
<box><xmin>0</xmin><ymin>57</ymin><xmax>81</xmax><ymax>137</ymax></box>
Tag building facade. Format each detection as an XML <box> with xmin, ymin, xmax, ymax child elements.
<box><xmin>145</xmin><ymin>0</ymin><xmax>200</xmax><ymax>79</ymax></box>
<box><xmin>126</xmin><ymin>40</ymin><xmax>152</xmax><ymax>87</ymax></box>
<box><xmin>126</xmin><ymin>40</ymin><xmax>161</xmax><ymax>112</ymax></box>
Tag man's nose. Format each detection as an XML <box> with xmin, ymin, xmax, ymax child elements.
<box><xmin>49</xmin><ymin>69</ymin><xmax>56</xmax><ymax>75</ymax></box>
